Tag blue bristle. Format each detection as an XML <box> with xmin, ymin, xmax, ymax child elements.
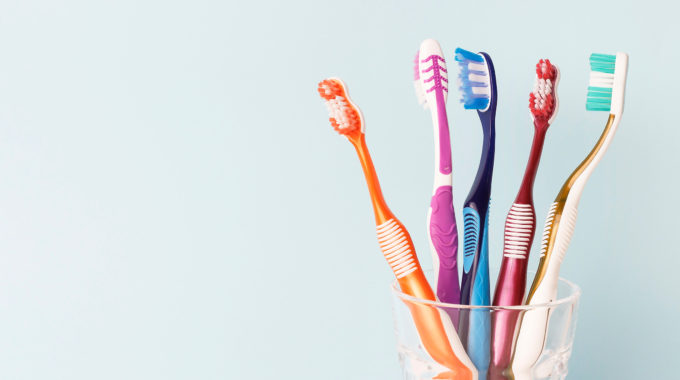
<box><xmin>454</xmin><ymin>47</ymin><xmax>489</xmax><ymax>110</ymax></box>
<box><xmin>586</xmin><ymin>53</ymin><xmax>617</xmax><ymax>111</ymax></box>
<box><xmin>455</xmin><ymin>48</ymin><xmax>484</xmax><ymax>63</ymax></box>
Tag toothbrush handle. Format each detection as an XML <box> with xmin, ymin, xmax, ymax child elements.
<box><xmin>490</xmin><ymin>203</ymin><xmax>536</xmax><ymax>377</ymax></box>
<box><xmin>376</xmin><ymin>219</ymin><xmax>474</xmax><ymax>379</ymax></box>
<box><xmin>458</xmin><ymin>206</ymin><xmax>480</xmax><ymax>346</ymax></box>
<box><xmin>490</xmin><ymin>128</ymin><xmax>547</xmax><ymax>379</ymax></box>
<box><xmin>355</xmin><ymin>136</ymin><xmax>472</xmax><ymax>378</ymax></box>
<box><xmin>467</xmin><ymin>210</ymin><xmax>491</xmax><ymax>379</ymax></box>
<box><xmin>429</xmin><ymin>185</ymin><xmax>461</xmax><ymax>306</ymax></box>
<box><xmin>493</xmin><ymin>128</ymin><xmax>545</xmax><ymax>305</ymax></box>
<box><xmin>512</xmin><ymin>203</ymin><xmax>577</xmax><ymax>379</ymax></box>
<box><xmin>513</xmin><ymin>114</ymin><xmax>618</xmax><ymax>378</ymax></box>
<box><xmin>495</xmin><ymin>203</ymin><xmax>536</xmax><ymax>305</ymax></box>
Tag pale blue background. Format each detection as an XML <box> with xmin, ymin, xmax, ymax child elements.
<box><xmin>0</xmin><ymin>0</ymin><xmax>677</xmax><ymax>379</ymax></box>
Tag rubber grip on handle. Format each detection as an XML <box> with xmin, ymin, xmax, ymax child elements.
<box><xmin>467</xmin><ymin>211</ymin><xmax>491</xmax><ymax>379</ymax></box>
<box><xmin>458</xmin><ymin>206</ymin><xmax>480</xmax><ymax>346</ymax></box>
<box><xmin>430</xmin><ymin>185</ymin><xmax>461</xmax><ymax>306</ymax></box>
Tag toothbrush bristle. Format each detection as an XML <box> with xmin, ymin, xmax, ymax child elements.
<box><xmin>586</xmin><ymin>53</ymin><xmax>616</xmax><ymax>112</ymax></box>
<box><xmin>454</xmin><ymin>47</ymin><xmax>490</xmax><ymax>110</ymax></box>
<box><xmin>413</xmin><ymin>52</ymin><xmax>420</xmax><ymax>81</ymax></box>
<box><xmin>317</xmin><ymin>79</ymin><xmax>363</xmax><ymax>135</ymax></box>
<box><xmin>529</xmin><ymin>59</ymin><xmax>558</xmax><ymax>121</ymax></box>
<box><xmin>413</xmin><ymin>51</ymin><xmax>427</xmax><ymax>108</ymax></box>
<box><xmin>417</xmin><ymin>40</ymin><xmax>448</xmax><ymax>107</ymax></box>
<box><xmin>536</xmin><ymin>59</ymin><xmax>556</xmax><ymax>79</ymax></box>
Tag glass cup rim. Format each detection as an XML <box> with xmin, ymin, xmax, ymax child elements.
<box><xmin>391</xmin><ymin>273</ymin><xmax>581</xmax><ymax>311</ymax></box>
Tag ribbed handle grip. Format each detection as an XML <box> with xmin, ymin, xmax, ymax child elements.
<box><xmin>376</xmin><ymin>219</ymin><xmax>419</xmax><ymax>280</ymax></box>
<box><xmin>458</xmin><ymin>207</ymin><xmax>480</xmax><ymax>346</ymax></box>
<box><xmin>512</xmin><ymin>203</ymin><xmax>579</xmax><ymax>379</ymax></box>
<box><xmin>503</xmin><ymin>203</ymin><xmax>536</xmax><ymax>260</ymax></box>
<box><xmin>542</xmin><ymin>204</ymin><xmax>578</xmax><ymax>268</ymax></box>
<box><xmin>467</xmin><ymin>211</ymin><xmax>490</xmax><ymax>379</ymax></box>
<box><xmin>494</xmin><ymin>202</ymin><xmax>536</xmax><ymax>305</ymax></box>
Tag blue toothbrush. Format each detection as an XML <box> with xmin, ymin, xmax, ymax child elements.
<box><xmin>455</xmin><ymin>48</ymin><xmax>497</xmax><ymax>380</ymax></box>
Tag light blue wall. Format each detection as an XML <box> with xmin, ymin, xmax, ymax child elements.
<box><xmin>0</xmin><ymin>0</ymin><xmax>676</xmax><ymax>379</ymax></box>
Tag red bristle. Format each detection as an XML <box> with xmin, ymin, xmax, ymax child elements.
<box><xmin>536</xmin><ymin>59</ymin><xmax>557</xmax><ymax>81</ymax></box>
<box><xmin>529</xmin><ymin>59</ymin><xmax>558</xmax><ymax>122</ymax></box>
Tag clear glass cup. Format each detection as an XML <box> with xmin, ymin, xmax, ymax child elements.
<box><xmin>391</xmin><ymin>271</ymin><xmax>581</xmax><ymax>380</ymax></box>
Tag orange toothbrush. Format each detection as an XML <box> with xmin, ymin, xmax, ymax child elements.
<box><xmin>317</xmin><ymin>78</ymin><xmax>476</xmax><ymax>379</ymax></box>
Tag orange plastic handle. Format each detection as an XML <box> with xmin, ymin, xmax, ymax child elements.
<box><xmin>351</xmin><ymin>135</ymin><xmax>472</xmax><ymax>379</ymax></box>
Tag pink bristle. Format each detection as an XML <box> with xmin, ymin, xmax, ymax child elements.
<box><xmin>413</xmin><ymin>52</ymin><xmax>420</xmax><ymax>80</ymax></box>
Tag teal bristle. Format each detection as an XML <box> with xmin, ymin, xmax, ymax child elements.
<box><xmin>590</xmin><ymin>54</ymin><xmax>616</xmax><ymax>74</ymax></box>
<box><xmin>586</xmin><ymin>53</ymin><xmax>616</xmax><ymax>112</ymax></box>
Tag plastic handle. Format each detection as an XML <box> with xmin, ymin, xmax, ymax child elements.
<box><xmin>467</xmin><ymin>210</ymin><xmax>491</xmax><ymax>379</ymax></box>
<box><xmin>376</xmin><ymin>218</ymin><xmax>475</xmax><ymax>379</ymax></box>
<box><xmin>495</xmin><ymin>203</ymin><xmax>536</xmax><ymax>304</ymax></box>
<box><xmin>459</xmin><ymin>206</ymin><xmax>479</xmax><ymax>347</ymax></box>
<box><xmin>489</xmin><ymin>203</ymin><xmax>535</xmax><ymax>379</ymax></box>
<box><xmin>353</xmin><ymin>136</ymin><xmax>472</xmax><ymax>378</ymax></box>
<box><xmin>511</xmin><ymin>204</ymin><xmax>577</xmax><ymax>379</ymax></box>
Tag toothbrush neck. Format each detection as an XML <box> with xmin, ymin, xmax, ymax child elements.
<box><xmin>433</xmin><ymin>91</ymin><xmax>452</xmax><ymax>175</ymax></box>
<box><xmin>555</xmin><ymin>114</ymin><xmax>617</xmax><ymax>204</ymax></box>
<box><xmin>515</xmin><ymin>123</ymin><xmax>548</xmax><ymax>204</ymax></box>
<box><xmin>465</xmin><ymin>117</ymin><xmax>495</xmax><ymax>212</ymax></box>
<box><xmin>352</xmin><ymin>134</ymin><xmax>394</xmax><ymax>224</ymax></box>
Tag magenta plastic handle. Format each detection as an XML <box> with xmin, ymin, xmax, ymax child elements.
<box><xmin>430</xmin><ymin>186</ymin><xmax>461</xmax><ymax>312</ymax></box>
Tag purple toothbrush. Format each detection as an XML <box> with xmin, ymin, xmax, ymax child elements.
<box><xmin>414</xmin><ymin>39</ymin><xmax>461</xmax><ymax>325</ymax></box>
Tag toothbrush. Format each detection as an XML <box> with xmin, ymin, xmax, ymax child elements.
<box><xmin>413</xmin><ymin>39</ymin><xmax>461</xmax><ymax>317</ymax></box>
<box><xmin>454</xmin><ymin>48</ymin><xmax>497</xmax><ymax>380</ymax></box>
<box><xmin>511</xmin><ymin>52</ymin><xmax>629</xmax><ymax>380</ymax></box>
<box><xmin>317</xmin><ymin>78</ymin><xmax>477</xmax><ymax>380</ymax></box>
<box><xmin>489</xmin><ymin>60</ymin><xmax>559</xmax><ymax>380</ymax></box>
<box><xmin>414</xmin><ymin>39</ymin><xmax>477</xmax><ymax>379</ymax></box>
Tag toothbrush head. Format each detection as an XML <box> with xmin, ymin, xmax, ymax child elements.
<box><xmin>417</xmin><ymin>39</ymin><xmax>448</xmax><ymax>107</ymax></box>
<box><xmin>529</xmin><ymin>59</ymin><xmax>560</xmax><ymax>126</ymax></box>
<box><xmin>317</xmin><ymin>78</ymin><xmax>365</xmax><ymax>137</ymax></box>
<box><xmin>586</xmin><ymin>52</ymin><xmax>628</xmax><ymax>116</ymax></box>
<box><xmin>454</xmin><ymin>48</ymin><xmax>491</xmax><ymax>111</ymax></box>
<box><xmin>413</xmin><ymin>51</ymin><xmax>427</xmax><ymax>108</ymax></box>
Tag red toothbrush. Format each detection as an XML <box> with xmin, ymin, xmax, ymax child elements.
<box><xmin>489</xmin><ymin>59</ymin><xmax>559</xmax><ymax>380</ymax></box>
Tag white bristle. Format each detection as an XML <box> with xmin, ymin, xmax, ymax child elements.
<box><xmin>468</xmin><ymin>62</ymin><xmax>486</xmax><ymax>72</ymax></box>
<box><xmin>414</xmin><ymin>79</ymin><xmax>428</xmax><ymax>109</ymax></box>
<box><xmin>325</xmin><ymin>96</ymin><xmax>351</xmax><ymax>130</ymax></box>
<box><xmin>533</xmin><ymin>78</ymin><xmax>553</xmax><ymax>111</ymax></box>
<box><xmin>468</xmin><ymin>73</ymin><xmax>488</xmax><ymax>84</ymax></box>
<box><xmin>589</xmin><ymin>71</ymin><xmax>615</xmax><ymax>88</ymax></box>
<box><xmin>471</xmin><ymin>86</ymin><xmax>488</xmax><ymax>95</ymax></box>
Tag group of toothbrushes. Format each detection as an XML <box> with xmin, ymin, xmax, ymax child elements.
<box><xmin>317</xmin><ymin>39</ymin><xmax>628</xmax><ymax>380</ymax></box>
